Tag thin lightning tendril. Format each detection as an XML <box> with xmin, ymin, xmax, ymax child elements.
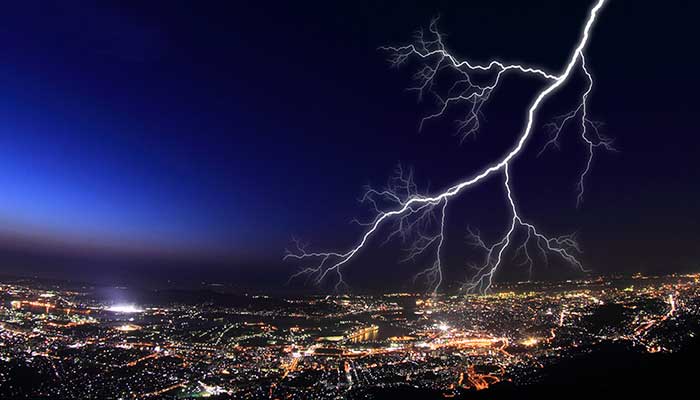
<box><xmin>286</xmin><ymin>0</ymin><xmax>610</xmax><ymax>293</ymax></box>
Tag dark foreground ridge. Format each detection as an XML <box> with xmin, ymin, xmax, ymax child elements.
<box><xmin>362</xmin><ymin>339</ymin><xmax>700</xmax><ymax>399</ymax></box>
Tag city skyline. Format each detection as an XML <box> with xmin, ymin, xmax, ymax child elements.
<box><xmin>0</xmin><ymin>272</ymin><xmax>697</xmax><ymax>398</ymax></box>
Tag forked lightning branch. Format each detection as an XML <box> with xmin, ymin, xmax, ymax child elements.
<box><xmin>287</xmin><ymin>0</ymin><xmax>612</xmax><ymax>293</ymax></box>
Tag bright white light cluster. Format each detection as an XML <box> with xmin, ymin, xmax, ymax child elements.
<box><xmin>106</xmin><ymin>304</ymin><xmax>143</xmax><ymax>313</ymax></box>
<box><xmin>287</xmin><ymin>0</ymin><xmax>611</xmax><ymax>293</ymax></box>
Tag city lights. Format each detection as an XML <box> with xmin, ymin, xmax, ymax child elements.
<box><xmin>1</xmin><ymin>273</ymin><xmax>697</xmax><ymax>398</ymax></box>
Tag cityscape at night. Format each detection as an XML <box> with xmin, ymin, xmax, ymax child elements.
<box><xmin>0</xmin><ymin>0</ymin><xmax>698</xmax><ymax>398</ymax></box>
<box><xmin>1</xmin><ymin>273</ymin><xmax>699</xmax><ymax>398</ymax></box>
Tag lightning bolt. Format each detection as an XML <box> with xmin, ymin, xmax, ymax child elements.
<box><xmin>286</xmin><ymin>0</ymin><xmax>610</xmax><ymax>293</ymax></box>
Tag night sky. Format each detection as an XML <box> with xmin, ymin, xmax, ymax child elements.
<box><xmin>0</xmin><ymin>1</ymin><xmax>697</xmax><ymax>289</ymax></box>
